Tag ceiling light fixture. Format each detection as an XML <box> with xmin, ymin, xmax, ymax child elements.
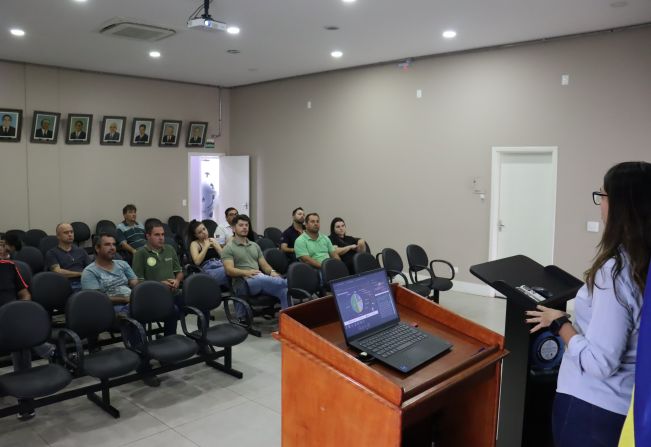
<box><xmin>342</xmin><ymin>0</ymin><xmax>356</xmax><ymax>3</ymax></box>
<box><xmin>149</xmin><ymin>50</ymin><xmax>161</xmax><ymax>58</ymax></box>
<box><xmin>331</xmin><ymin>50</ymin><xmax>343</xmax><ymax>58</ymax></box>
<box><xmin>10</xmin><ymin>28</ymin><xmax>26</xmax><ymax>37</ymax></box>
<box><xmin>442</xmin><ymin>30</ymin><xmax>457</xmax><ymax>39</ymax></box>
<box><xmin>73</xmin><ymin>0</ymin><xmax>88</xmax><ymax>3</ymax></box>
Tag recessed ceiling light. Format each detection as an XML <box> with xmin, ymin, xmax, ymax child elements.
<box><xmin>442</xmin><ymin>30</ymin><xmax>457</xmax><ymax>39</ymax></box>
<box><xmin>10</xmin><ymin>28</ymin><xmax>25</xmax><ymax>37</ymax></box>
<box><xmin>149</xmin><ymin>50</ymin><xmax>161</xmax><ymax>58</ymax></box>
<box><xmin>331</xmin><ymin>50</ymin><xmax>343</xmax><ymax>58</ymax></box>
<box><xmin>226</xmin><ymin>26</ymin><xmax>240</xmax><ymax>35</ymax></box>
<box><xmin>73</xmin><ymin>0</ymin><xmax>88</xmax><ymax>3</ymax></box>
<box><xmin>342</xmin><ymin>0</ymin><xmax>356</xmax><ymax>3</ymax></box>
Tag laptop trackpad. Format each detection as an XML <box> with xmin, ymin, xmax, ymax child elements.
<box><xmin>390</xmin><ymin>338</ymin><xmax>451</xmax><ymax>372</ymax></box>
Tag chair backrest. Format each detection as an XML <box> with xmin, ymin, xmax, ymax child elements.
<box><xmin>380</xmin><ymin>248</ymin><xmax>404</xmax><ymax>278</ymax></box>
<box><xmin>263</xmin><ymin>227</ymin><xmax>283</xmax><ymax>246</ymax></box>
<box><xmin>14</xmin><ymin>246</ymin><xmax>44</xmax><ymax>274</ymax></box>
<box><xmin>71</xmin><ymin>221</ymin><xmax>91</xmax><ymax>244</ymax></box>
<box><xmin>353</xmin><ymin>252</ymin><xmax>381</xmax><ymax>274</ymax></box>
<box><xmin>162</xmin><ymin>223</ymin><xmax>173</xmax><ymax>237</ymax></box>
<box><xmin>95</xmin><ymin>219</ymin><xmax>117</xmax><ymax>236</ymax></box>
<box><xmin>168</xmin><ymin>215</ymin><xmax>186</xmax><ymax>236</ymax></box>
<box><xmin>31</xmin><ymin>272</ymin><xmax>73</xmax><ymax>313</ymax></box>
<box><xmin>13</xmin><ymin>260</ymin><xmax>32</xmax><ymax>285</ymax></box>
<box><xmin>39</xmin><ymin>235</ymin><xmax>59</xmax><ymax>256</ymax></box>
<box><xmin>183</xmin><ymin>273</ymin><xmax>222</xmax><ymax>312</ymax></box>
<box><xmin>4</xmin><ymin>229</ymin><xmax>26</xmax><ymax>242</ymax></box>
<box><xmin>202</xmin><ymin>219</ymin><xmax>218</xmax><ymax>236</ymax></box>
<box><xmin>129</xmin><ymin>281</ymin><xmax>175</xmax><ymax>323</ymax></box>
<box><xmin>66</xmin><ymin>290</ymin><xmax>116</xmax><ymax>338</ymax></box>
<box><xmin>264</xmin><ymin>248</ymin><xmax>289</xmax><ymax>275</ymax></box>
<box><xmin>23</xmin><ymin>229</ymin><xmax>47</xmax><ymax>248</ymax></box>
<box><xmin>287</xmin><ymin>262</ymin><xmax>320</xmax><ymax>298</ymax></box>
<box><xmin>406</xmin><ymin>244</ymin><xmax>429</xmax><ymax>273</ymax></box>
<box><xmin>321</xmin><ymin>258</ymin><xmax>350</xmax><ymax>289</ymax></box>
<box><xmin>256</xmin><ymin>237</ymin><xmax>277</xmax><ymax>252</ymax></box>
<box><xmin>0</xmin><ymin>301</ymin><xmax>50</xmax><ymax>352</ymax></box>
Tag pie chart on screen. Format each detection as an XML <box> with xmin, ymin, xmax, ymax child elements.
<box><xmin>351</xmin><ymin>293</ymin><xmax>363</xmax><ymax>313</ymax></box>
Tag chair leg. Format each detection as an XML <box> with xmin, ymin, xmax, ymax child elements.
<box><xmin>87</xmin><ymin>380</ymin><xmax>120</xmax><ymax>418</ymax></box>
<box><xmin>16</xmin><ymin>399</ymin><xmax>35</xmax><ymax>421</ymax></box>
<box><xmin>205</xmin><ymin>347</ymin><xmax>244</xmax><ymax>379</ymax></box>
<box><xmin>432</xmin><ymin>290</ymin><xmax>440</xmax><ymax>304</ymax></box>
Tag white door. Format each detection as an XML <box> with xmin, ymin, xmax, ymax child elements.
<box><xmin>489</xmin><ymin>148</ymin><xmax>557</xmax><ymax>266</ymax></box>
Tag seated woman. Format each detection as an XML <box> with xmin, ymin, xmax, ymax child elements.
<box><xmin>329</xmin><ymin>217</ymin><xmax>367</xmax><ymax>273</ymax></box>
<box><xmin>187</xmin><ymin>220</ymin><xmax>228</xmax><ymax>288</ymax></box>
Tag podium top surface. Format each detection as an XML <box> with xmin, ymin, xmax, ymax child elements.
<box><xmin>275</xmin><ymin>284</ymin><xmax>507</xmax><ymax>410</ymax></box>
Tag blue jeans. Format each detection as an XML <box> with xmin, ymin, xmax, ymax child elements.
<box><xmin>235</xmin><ymin>274</ymin><xmax>289</xmax><ymax>318</ymax></box>
<box><xmin>201</xmin><ymin>259</ymin><xmax>228</xmax><ymax>288</ymax></box>
<box><xmin>552</xmin><ymin>392</ymin><xmax>626</xmax><ymax>447</ymax></box>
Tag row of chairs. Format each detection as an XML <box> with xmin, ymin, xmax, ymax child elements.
<box><xmin>0</xmin><ymin>273</ymin><xmax>250</xmax><ymax>420</ymax></box>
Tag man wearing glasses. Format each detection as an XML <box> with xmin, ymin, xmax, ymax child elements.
<box><xmin>215</xmin><ymin>207</ymin><xmax>239</xmax><ymax>247</ymax></box>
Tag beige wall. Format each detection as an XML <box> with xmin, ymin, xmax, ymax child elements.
<box><xmin>230</xmin><ymin>27</ymin><xmax>651</xmax><ymax>283</ymax></box>
<box><xmin>0</xmin><ymin>62</ymin><xmax>229</xmax><ymax>233</ymax></box>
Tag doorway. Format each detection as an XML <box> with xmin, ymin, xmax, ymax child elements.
<box><xmin>488</xmin><ymin>147</ymin><xmax>558</xmax><ymax>267</ymax></box>
<box><xmin>187</xmin><ymin>154</ymin><xmax>250</xmax><ymax>226</ymax></box>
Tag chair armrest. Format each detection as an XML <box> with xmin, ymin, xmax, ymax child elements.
<box><xmin>429</xmin><ymin>259</ymin><xmax>455</xmax><ymax>280</ymax></box>
<box><xmin>288</xmin><ymin>287</ymin><xmax>312</xmax><ymax>301</ymax></box>
<box><xmin>386</xmin><ymin>269</ymin><xmax>410</xmax><ymax>285</ymax></box>
<box><xmin>180</xmin><ymin>305</ymin><xmax>208</xmax><ymax>339</ymax></box>
<box><xmin>119</xmin><ymin>317</ymin><xmax>147</xmax><ymax>354</ymax></box>
<box><xmin>57</xmin><ymin>328</ymin><xmax>83</xmax><ymax>372</ymax></box>
<box><xmin>222</xmin><ymin>296</ymin><xmax>254</xmax><ymax>328</ymax></box>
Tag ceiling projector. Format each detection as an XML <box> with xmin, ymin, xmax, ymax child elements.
<box><xmin>187</xmin><ymin>17</ymin><xmax>227</xmax><ymax>31</ymax></box>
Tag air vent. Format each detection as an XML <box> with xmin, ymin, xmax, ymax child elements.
<box><xmin>100</xmin><ymin>21</ymin><xmax>175</xmax><ymax>42</ymax></box>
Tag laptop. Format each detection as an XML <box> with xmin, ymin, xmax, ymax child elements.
<box><xmin>331</xmin><ymin>268</ymin><xmax>452</xmax><ymax>373</ymax></box>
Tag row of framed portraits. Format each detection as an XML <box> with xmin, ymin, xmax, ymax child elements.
<box><xmin>0</xmin><ymin>109</ymin><xmax>210</xmax><ymax>148</ymax></box>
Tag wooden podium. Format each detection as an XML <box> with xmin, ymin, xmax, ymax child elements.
<box><xmin>274</xmin><ymin>284</ymin><xmax>507</xmax><ymax>446</ymax></box>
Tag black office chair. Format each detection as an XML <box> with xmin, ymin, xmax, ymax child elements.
<box><xmin>30</xmin><ymin>272</ymin><xmax>72</xmax><ymax>317</ymax></box>
<box><xmin>71</xmin><ymin>221</ymin><xmax>91</xmax><ymax>246</ymax></box>
<box><xmin>256</xmin><ymin>237</ymin><xmax>277</xmax><ymax>252</ymax></box>
<box><xmin>286</xmin><ymin>262</ymin><xmax>321</xmax><ymax>304</ymax></box>
<box><xmin>353</xmin><ymin>252</ymin><xmax>381</xmax><ymax>273</ymax></box>
<box><xmin>95</xmin><ymin>219</ymin><xmax>117</xmax><ymax>237</ymax></box>
<box><xmin>127</xmin><ymin>282</ymin><xmax>198</xmax><ymax>372</ymax></box>
<box><xmin>39</xmin><ymin>235</ymin><xmax>59</xmax><ymax>256</ymax></box>
<box><xmin>321</xmin><ymin>258</ymin><xmax>350</xmax><ymax>293</ymax></box>
<box><xmin>58</xmin><ymin>291</ymin><xmax>140</xmax><ymax>418</ymax></box>
<box><xmin>263</xmin><ymin>248</ymin><xmax>289</xmax><ymax>276</ymax></box>
<box><xmin>23</xmin><ymin>229</ymin><xmax>47</xmax><ymax>248</ymax></box>
<box><xmin>168</xmin><ymin>215</ymin><xmax>186</xmax><ymax>237</ymax></box>
<box><xmin>263</xmin><ymin>227</ymin><xmax>283</xmax><ymax>247</ymax></box>
<box><xmin>0</xmin><ymin>301</ymin><xmax>72</xmax><ymax>420</ymax></box>
<box><xmin>14</xmin><ymin>246</ymin><xmax>44</xmax><ymax>274</ymax></box>
<box><xmin>12</xmin><ymin>260</ymin><xmax>32</xmax><ymax>286</ymax></box>
<box><xmin>182</xmin><ymin>274</ymin><xmax>249</xmax><ymax>378</ymax></box>
<box><xmin>377</xmin><ymin>248</ymin><xmax>430</xmax><ymax>298</ymax></box>
<box><xmin>202</xmin><ymin>219</ymin><xmax>218</xmax><ymax>236</ymax></box>
<box><xmin>230</xmin><ymin>276</ymin><xmax>281</xmax><ymax>337</ymax></box>
<box><xmin>4</xmin><ymin>229</ymin><xmax>26</xmax><ymax>243</ymax></box>
<box><xmin>405</xmin><ymin>244</ymin><xmax>455</xmax><ymax>303</ymax></box>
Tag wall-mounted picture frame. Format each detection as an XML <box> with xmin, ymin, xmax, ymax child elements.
<box><xmin>65</xmin><ymin>113</ymin><xmax>92</xmax><ymax>145</ymax></box>
<box><xmin>159</xmin><ymin>119</ymin><xmax>182</xmax><ymax>147</ymax></box>
<box><xmin>100</xmin><ymin>116</ymin><xmax>126</xmax><ymax>146</ymax></box>
<box><xmin>0</xmin><ymin>108</ymin><xmax>22</xmax><ymax>143</ymax></box>
<box><xmin>186</xmin><ymin>121</ymin><xmax>208</xmax><ymax>148</ymax></box>
<box><xmin>31</xmin><ymin>111</ymin><xmax>61</xmax><ymax>144</ymax></box>
<box><xmin>130</xmin><ymin>117</ymin><xmax>154</xmax><ymax>147</ymax></box>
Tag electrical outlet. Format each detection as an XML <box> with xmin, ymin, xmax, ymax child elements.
<box><xmin>182</xmin><ymin>199</ymin><xmax>187</xmax><ymax>207</ymax></box>
<box><xmin>307</xmin><ymin>101</ymin><xmax>312</xmax><ymax>109</ymax></box>
<box><xmin>587</xmin><ymin>221</ymin><xmax>599</xmax><ymax>232</ymax></box>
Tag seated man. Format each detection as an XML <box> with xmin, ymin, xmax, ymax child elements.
<box><xmin>294</xmin><ymin>213</ymin><xmax>340</xmax><ymax>269</ymax></box>
<box><xmin>215</xmin><ymin>207</ymin><xmax>239</xmax><ymax>246</ymax></box>
<box><xmin>116</xmin><ymin>204</ymin><xmax>146</xmax><ymax>263</ymax></box>
<box><xmin>45</xmin><ymin>222</ymin><xmax>91</xmax><ymax>291</ymax></box>
<box><xmin>280</xmin><ymin>207</ymin><xmax>305</xmax><ymax>262</ymax></box>
<box><xmin>132</xmin><ymin>219</ymin><xmax>183</xmax><ymax>336</ymax></box>
<box><xmin>81</xmin><ymin>233</ymin><xmax>137</xmax><ymax>316</ymax></box>
<box><xmin>222</xmin><ymin>214</ymin><xmax>289</xmax><ymax>318</ymax></box>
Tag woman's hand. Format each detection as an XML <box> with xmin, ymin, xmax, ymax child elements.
<box><xmin>525</xmin><ymin>305</ymin><xmax>567</xmax><ymax>333</ymax></box>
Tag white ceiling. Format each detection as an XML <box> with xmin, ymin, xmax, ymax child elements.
<box><xmin>2</xmin><ymin>0</ymin><xmax>650</xmax><ymax>87</ymax></box>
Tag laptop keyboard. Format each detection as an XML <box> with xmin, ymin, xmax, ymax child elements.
<box><xmin>358</xmin><ymin>323</ymin><xmax>426</xmax><ymax>358</ymax></box>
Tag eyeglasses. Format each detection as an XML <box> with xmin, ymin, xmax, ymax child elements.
<box><xmin>592</xmin><ymin>191</ymin><xmax>608</xmax><ymax>206</ymax></box>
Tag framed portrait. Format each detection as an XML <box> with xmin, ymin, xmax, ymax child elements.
<box><xmin>65</xmin><ymin>113</ymin><xmax>92</xmax><ymax>145</ymax></box>
<box><xmin>186</xmin><ymin>121</ymin><xmax>208</xmax><ymax>148</ymax></box>
<box><xmin>30</xmin><ymin>111</ymin><xmax>61</xmax><ymax>144</ymax></box>
<box><xmin>130</xmin><ymin>117</ymin><xmax>154</xmax><ymax>147</ymax></box>
<box><xmin>0</xmin><ymin>108</ymin><xmax>22</xmax><ymax>143</ymax></box>
<box><xmin>159</xmin><ymin>119</ymin><xmax>182</xmax><ymax>147</ymax></box>
<box><xmin>100</xmin><ymin>116</ymin><xmax>126</xmax><ymax>146</ymax></box>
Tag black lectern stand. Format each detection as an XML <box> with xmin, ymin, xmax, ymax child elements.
<box><xmin>470</xmin><ymin>255</ymin><xmax>583</xmax><ymax>447</ymax></box>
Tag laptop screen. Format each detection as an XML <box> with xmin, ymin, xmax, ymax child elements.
<box><xmin>331</xmin><ymin>269</ymin><xmax>400</xmax><ymax>340</ymax></box>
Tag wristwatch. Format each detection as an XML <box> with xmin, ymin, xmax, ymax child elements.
<box><xmin>549</xmin><ymin>315</ymin><xmax>571</xmax><ymax>336</ymax></box>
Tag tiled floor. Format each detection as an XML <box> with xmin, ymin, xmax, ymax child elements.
<box><xmin>0</xmin><ymin>291</ymin><xmax>506</xmax><ymax>447</ymax></box>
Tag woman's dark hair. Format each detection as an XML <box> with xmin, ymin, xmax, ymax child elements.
<box><xmin>187</xmin><ymin>220</ymin><xmax>203</xmax><ymax>243</ymax></box>
<box><xmin>330</xmin><ymin>217</ymin><xmax>345</xmax><ymax>237</ymax></box>
<box><xmin>3</xmin><ymin>233</ymin><xmax>22</xmax><ymax>252</ymax></box>
<box><xmin>585</xmin><ymin>161</ymin><xmax>651</xmax><ymax>300</ymax></box>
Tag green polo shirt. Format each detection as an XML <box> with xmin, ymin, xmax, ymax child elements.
<box><xmin>132</xmin><ymin>244</ymin><xmax>181</xmax><ymax>281</ymax></box>
<box><xmin>221</xmin><ymin>238</ymin><xmax>263</xmax><ymax>271</ymax></box>
<box><xmin>294</xmin><ymin>232</ymin><xmax>335</xmax><ymax>263</ymax></box>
